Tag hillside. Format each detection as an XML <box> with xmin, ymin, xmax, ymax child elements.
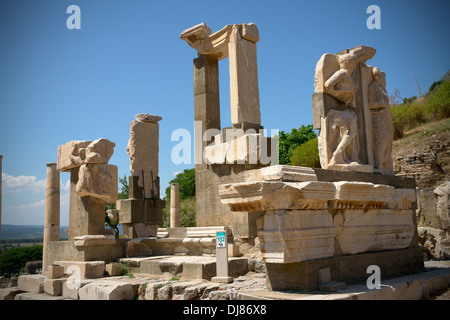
<box><xmin>0</xmin><ymin>225</ymin><xmax>68</xmax><ymax>241</ymax></box>
<box><xmin>392</xmin><ymin>118</ymin><xmax>450</xmax><ymax>188</ymax></box>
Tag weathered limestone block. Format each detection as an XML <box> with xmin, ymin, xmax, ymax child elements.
<box><xmin>78</xmin><ymin>281</ymin><xmax>134</xmax><ymax>300</ymax></box>
<box><xmin>219</xmin><ymin>181</ymin><xmax>335</xmax><ymax>212</ymax></box>
<box><xmin>257</xmin><ymin>209</ymin><xmax>335</xmax><ymax>263</ymax></box>
<box><xmin>76</xmin><ymin>164</ymin><xmax>118</xmax><ymax>203</ymax></box>
<box><xmin>335</xmin><ymin>209</ymin><xmax>415</xmax><ymax>255</ymax></box>
<box><xmin>85</xmin><ymin>138</ymin><xmax>115</xmax><ymax>164</ymax></box>
<box><xmin>57</xmin><ymin>140</ymin><xmax>91</xmax><ymax>172</ymax></box>
<box><xmin>219</xmin><ymin>174</ymin><xmax>418</xmax><ymax>262</ymax></box>
<box><xmin>126</xmin><ymin>239</ymin><xmax>153</xmax><ymax>257</ymax></box>
<box><xmin>179</xmin><ymin>22</ymin><xmax>212</xmax><ymax>48</ymax></box>
<box><xmin>244</xmin><ymin>165</ymin><xmax>317</xmax><ymax>182</ymax></box>
<box><xmin>47</xmin><ymin>265</ymin><xmax>65</xmax><ymax>279</ymax></box>
<box><xmin>55</xmin><ymin>261</ymin><xmax>105</xmax><ymax>279</ymax></box>
<box><xmin>127</xmin><ymin>114</ymin><xmax>161</xmax><ymax>196</ymax></box>
<box><xmin>17</xmin><ymin>275</ymin><xmax>46</xmax><ymax>293</ymax></box>
<box><xmin>44</xmin><ymin>278</ymin><xmax>66</xmax><ymax>296</ymax></box>
<box><xmin>73</xmin><ymin>234</ymin><xmax>116</xmax><ymax>247</ymax></box>
<box><xmin>204</xmin><ymin>133</ymin><xmax>271</xmax><ymax>165</ymax></box>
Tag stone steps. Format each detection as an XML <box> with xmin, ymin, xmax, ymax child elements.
<box><xmin>119</xmin><ymin>255</ymin><xmax>249</xmax><ymax>281</ymax></box>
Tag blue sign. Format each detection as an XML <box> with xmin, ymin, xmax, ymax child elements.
<box><xmin>216</xmin><ymin>231</ymin><xmax>226</xmax><ymax>248</ymax></box>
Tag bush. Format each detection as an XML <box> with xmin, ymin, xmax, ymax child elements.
<box><xmin>390</xmin><ymin>103</ymin><xmax>426</xmax><ymax>139</ymax></box>
<box><xmin>163</xmin><ymin>198</ymin><xmax>196</xmax><ymax>228</ymax></box>
<box><xmin>425</xmin><ymin>80</ymin><xmax>450</xmax><ymax>120</ymax></box>
<box><xmin>290</xmin><ymin>137</ymin><xmax>320</xmax><ymax>168</ymax></box>
<box><xmin>277</xmin><ymin>125</ymin><xmax>317</xmax><ymax>165</ymax></box>
<box><xmin>164</xmin><ymin>169</ymin><xmax>195</xmax><ymax>201</ymax></box>
<box><xmin>0</xmin><ymin>245</ymin><xmax>43</xmax><ymax>277</ymax></box>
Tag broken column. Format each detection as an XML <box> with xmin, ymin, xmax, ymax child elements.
<box><xmin>170</xmin><ymin>183</ymin><xmax>180</xmax><ymax>228</ymax></box>
<box><xmin>43</xmin><ymin>163</ymin><xmax>60</xmax><ymax>274</ymax></box>
<box><xmin>56</xmin><ymin>138</ymin><xmax>118</xmax><ymax>240</ymax></box>
<box><xmin>127</xmin><ymin>114</ymin><xmax>162</xmax><ymax>195</ymax></box>
<box><xmin>118</xmin><ymin>114</ymin><xmax>165</xmax><ymax>238</ymax></box>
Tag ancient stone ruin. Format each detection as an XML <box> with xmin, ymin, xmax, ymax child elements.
<box><xmin>8</xmin><ymin>23</ymin><xmax>445</xmax><ymax>301</ymax></box>
<box><xmin>218</xmin><ymin>45</ymin><xmax>423</xmax><ymax>291</ymax></box>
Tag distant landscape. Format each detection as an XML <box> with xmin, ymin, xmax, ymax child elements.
<box><xmin>0</xmin><ymin>224</ymin><xmax>68</xmax><ymax>241</ymax></box>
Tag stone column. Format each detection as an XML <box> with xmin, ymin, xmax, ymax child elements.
<box><xmin>68</xmin><ymin>167</ymin><xmax>107</xmax><ymax>240</ymax></box>
<box><xmin>0</xmin><ymin>155</ymin><xmax>2</xmax><ymax>241</ymax></box>
<box><xmin>193</xmin><ymin>54</ymin><xmax>221</xmax><ymax>165</ymax></box>
<box><xmin>228</xmin><ymin>24</ymin><xmax>261</xmax><ymax>126</ymax></box>
<box><xmin>127</xmin><ymin>114</ymin><xmax>162</xmax><ymax>197</ymax></box>
<box><xmin>43</xmin><ymin>163</ymin><xmax>60</xmax><ymax>273</ymax></box>
<box><xmin>170</xmin><ymin>183</ymin><xmax>180</xmax><ymax>228</ymax></box>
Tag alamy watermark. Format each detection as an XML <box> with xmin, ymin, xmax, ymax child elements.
<box><xmin>366</xmin><ymin>5</ymin><xmax>381</xmax><ymax>30</ymax></box>
<box><xmin>171</xmin><ymin>121</ymin><xmax>279</xmax><ymax>166</ymax></box>
<box><xmin>366</xmin><ymin>265</ymin><xmax>381</xmax><ymax>289</ymax></box>
<box><xmin>67</xmin><ymin>5</ymin><xmax>81</xmax><ymax>30</ymax></box>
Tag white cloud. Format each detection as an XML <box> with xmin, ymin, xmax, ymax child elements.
<box><xmin>4</xmin><ymin>199</ymin><xmax>45</xmax><ymax>210</ymax></box>
<box><xmin>173</xmin><ymin>171</ymin><xmax>182</xmax><ymax>177</ymax></box>
<box><xmin>2</xmin><ymin>173</ymin><xmax>46</xmax><ymax>194</ymax></box>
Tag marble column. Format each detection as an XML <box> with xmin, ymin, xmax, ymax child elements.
<box><xmin>43</xmin><ymin>163</ymin><xmax>60</xmax><ymax>273</ymax></box>
<box><xmin>170</xmin><ymin>183</ymin><xmax>180</xmax><ymax>228</ymax></box>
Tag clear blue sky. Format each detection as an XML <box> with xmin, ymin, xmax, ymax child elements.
<box><xmin>0</xmin><ymin>0</ymin><xmax>449</xmax><ymax>226</ymax></box>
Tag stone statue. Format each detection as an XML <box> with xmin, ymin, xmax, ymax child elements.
<box><xmin>368</xmin><ymin>67</ymin><xmax>394</xmax><ymax>175</ymax></box>
<box><xmin>313</xmin><ymin>45</ymin><xmax>394</xmax><ymax>175</ymax></box>
<box><xmin>323</xmin><ymin>51</ymin><xmax>358</xmax><ymax>108</ymax></box>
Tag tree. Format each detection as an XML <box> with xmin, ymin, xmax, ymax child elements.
<box><xmin>164</xmin><ymin>168</ymin><xmax>195</xmax><ymax>201</ymax></box>
<box><xmin>0</xmin><ymin>245</ymin><xmax>43</xmax><ymax>277</ymax></box>
<box><xmin>277</xmin><ymin>125</ymin><xmax>317</xmax><ymax>165</ymax></box>
<box><xmin>290</xmin><ymin>137</ymin><xmax>320</xmax><ymax>168</ymax></box>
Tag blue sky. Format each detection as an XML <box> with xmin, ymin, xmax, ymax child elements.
<box><xmin>0</xmin><ymin>0</ymin><xmax>449</xmax><ymax>226</ymax></box>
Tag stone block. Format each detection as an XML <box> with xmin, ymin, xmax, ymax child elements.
<box><xmin>265</xmin><ymin>247</ymin><xmax>424</xmax><ymax>292</ymax></box>
<box><xmin>62</xmin><ymin>279</ymin><xmax>91</xmax><ymax>300</ymax></box>
<box><xmin>73</xmin><ymin>234</ymin><xmax>116</xmax><ymax>247</ymax></box>
<box><xmin>127</xmin><ymin>115</ymin><xmax>161</xmax><ymax>195</ymax></box>
<box><xmin>47</xmin><ymin>264</ymin><xmax>65</xmax><ymax>279</ymax></box>
<box><xmin>126</xmin><ymin>239</ymin><xmax>153</xmax><ymax>257</ymax></box>
<box><xmin>318</xmin><ymin>267</ymin><xmax>331</xmax><ymax>284</ymax></box>
<box><xmin>57</xmin><ymin>140</ymin><xmax>91</xmax><ymax>172</ymax></box>
<box><xmin>0</xmin><ymin>288</ymin><xmax>23</xmax><ymax>300</ymax></box>
<box><xmin>105</xmin><ymin>263</ymin><xmax>122</xmax><ymax>277</ymax></box>
<box><xmin>17</xmin><ymin>275</ymin><xmax>46</xmax><ymax>293</ymax></box>
<box><xmin>228</xmin><ymin>244</ymin><xmax>240</xmax><ymax>257</ymax></box>
<box><xmin>76</xmin><ymin>164</ymin><xmax>118</xmax><ymax>203</ymax></box>
<box><xmin>84</xmin><ymin>138</ymin><xmax>115</xmax><ymax>164</ymax></box>
<box><xmin>241</xmin><ymin>23</ymin><xmax>259</xmax><ymax>43</ymax></box>
<box><xmin>44</xmin><ymin>278</ymin><xmax>66</xmax><ymax>296</ymax></box>
<box><xmin>55</xmin><ymin>261</ymin><xmax>105</xmax><ymax>279</ymax></box>
<box><xmin>14</xmin><ymin>292</ymin><xmax>65</xmax><ymax>300</ymax></box>
<box><xmin>78</xmin><ymin>281</ymin><xmax>134</xmax><ymax>300</ymax></box>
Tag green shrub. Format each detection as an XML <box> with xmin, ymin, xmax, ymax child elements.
<box><xmin>0</xmin><ymin>245</ymin><xmax>43</xmax><ymax>277</ymax></box>
<box><xmin>425</xmin><ymin>80</ymin><xmax>450</xmax><ymax>120</ymax></box>
<box><xmin>165</xmin><ymin>169</ymin><xmax>195</xmax><ymax>201</ymax></box>
<box><xmin>390</xmin><ymin>103</ymin><xmax>426</xmax><ymax>139</ymax></box>
<box><xmin>163</xmin><ymin>197</ymin><xmax>196</xmax><ymax>228</ymax></box>
<box><xmin>290</xmin><ymin>137</ymin><xmax>320</xmax><ymax>168</ymax></box>
<box><xmin>277</xmin><ymin>125</ymin><xmax>317</xmax><ymax>165</ymax></box>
